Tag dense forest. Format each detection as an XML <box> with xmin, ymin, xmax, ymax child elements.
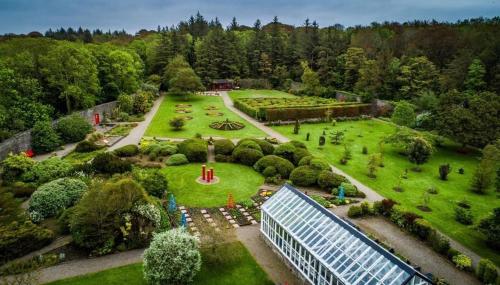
<box><xmin>0</xmin><ymin>14</ymin><xmax>498</xmax><ymax>147</ymax></box>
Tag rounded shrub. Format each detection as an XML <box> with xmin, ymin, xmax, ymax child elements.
<box><xmin>332</xmin><ymin>182</ymin><xmax>365</xmax><ymax>198</ymax></box>
<box><xmin>254</xmin><ymin>155</ymin><xmax>295</xmax><ymax>179</ymax></box>
<box><xmin>55</xmin><ymin>114</ymin><xmax>93</xmax><ymax>143</ymax></box>
<box><xmin>0</xmin><ymin>153</ymin><xmax>35</xmax><ymax>183</ymax></box>
<box><xmin>31</xmin><ymin>120</ymin><xmax>61</xmax><ymax>154</ymax></box>
<box><xmin>143</xmin><ymin>229</ymin><xmax>201</xmax><ymax>285</ymax></box>
<box><xmin>114</xmin><ymin>144</ymin><xmax>139</xmax><ymax>157</ymax></box>
<box><xmin>91</xmin><ymin>152</ymin><xmax>132</xmax><ymax>174</ymax></box>
<box><xmin>214</xmin><ymin>139</ymin><xmax>235</xmax><ymax>155</ymax></box>
<box><xmin>236</xmin><ymin>138</ymin><xmax>274</xmax><ymax>154</ymax></box>
<box><xmin>262</xmin><ymin>166</ymin><xmax>277</xmax><ymax>178</ymax></box>
<box><xmin>309</xmin><ymin>158</ymin><xmax>330</xmax><ymax>171</ymax></box>
<box><xmin>166</xmin><ymin>154</ymin><xmax>189</xmax><ymax>166</ymax></box>
<box><xmin>293</xmin><ymin>148</ymin><xmax>311</xmax><ymax>165</ymax></box>
<box><xmin>347</xmin><ymin>205</ymin><xmax>363</xmax><ymax>218</ymax></box>
<box><xmin>178</xmin><ymin>139</ymin><xmax>207</xmax><ymax>162</ymax></box>
<box><xmin>298</xmin><ymin>155</ymin><xmax>314</xmax><ymax>166</ymax></box>
<box><xmin>75</xmin><ymin>140</ymin><xmax>103</xmax><ymax>153</ymax></box>
<box><xmin>273</xmin><ymin>143</ymin><xmax>296</xmax><ymax>163</ymax></box>
<box><xmin>23</xmin><ymin>157</ymin><xmax>73</xmax><ymax>184</ymax></box>
<box><xmin>233</xmin><ymin>147</ymin><xmax>263</xmax><ymax>166</ymax></box>
<box><xmin>290</xmin><ymin>140</ymin><xmax>306</xmax><ymax>149</ymax></box>
<box><xmin>133</xmin><ymin>168</ymin><xmax>168</xmax><ymax>198</ymax></box>
<box><xmin>29</xmin><ymin>178</ymin><xmax>87</xmax><ymax>220</ymax></box>
<box><xmin>476</xmin><ymin>259</ymin><xmax>498</xmax><ymax>284</ymax></box>
<box><xmin>290</xmin><ymin>166</ymin><xmax>319</xmax><ymax>187</ymax></box>
<box><xmin>236</xmin><ymin>140</ymin><xmax>262</xmax><ymax>152</ymax></box>
<box><xmin>317</xmin><ymin>170</ymin><xmax>338</xmax><ymax>189</ymax></box>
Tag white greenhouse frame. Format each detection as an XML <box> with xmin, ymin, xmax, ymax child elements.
<box><xmin>261</xmin><ymin>184</ymin><xmax>433</xmax><ymax>285</ymax></box>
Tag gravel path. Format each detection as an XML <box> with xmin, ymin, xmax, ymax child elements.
<box><xmin>236</xmin><ymin>225</ymin><xmax>303</xmax><ymax>285</ymax></box>
<box><xmin>207</xmin><ymin>144</ymin><xmax>215</xmax><ymax>162</ymax></box>
<box><xmin>11</xmin><ymin>236</ymin><xmax>73</xmax><ymax>264</ymax></box>
<box><xmin>108</xmin><ymin>95</ymin><xmax>164</xmax><ymax>151</ymax></box>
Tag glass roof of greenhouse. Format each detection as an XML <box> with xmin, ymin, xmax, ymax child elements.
<box><xmin>261</xmin><ymin>184</ymin><xmax>433</xmax><ymax>285</ymax></box>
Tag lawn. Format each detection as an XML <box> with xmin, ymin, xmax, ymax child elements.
<box><xmin>62</xmin><ymin>149</ymin><xmax>104</xmax><ymax>165</ymax></box>
<box><xmin>161</xmin><ymin>162</ymin><xmax>264</xmax><ymax>207</ymax></box>
<box><xmin>46</xmin><ymin>242</ymin><xmax>273</xmax><ymax>285</ymax></box>
<box><xmin>272</xmin><ymin>119</ymin><xmax>500</xmax><ymax>265</ymax></box>
<box><xmin>228</xmin><ymin>89</ymin><xmax>296</xmax><ymax>100</ymax></box>
<box><xmin>144</xmin><ymin>94</ymin><xmax>265</xmax><ymax>139</ymax></box>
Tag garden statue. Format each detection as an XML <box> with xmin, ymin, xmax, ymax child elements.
<box><xmin>319</xmin><ymin>135</ymin><xmax>326</xmax><ymax>148</ymax></box>
<box><xmin>306</xmin><ymin>132</ymin><xmax>310</xmax><ymax>141</ymax></box>
<box><xmin>338</xmin><ymin>185</ymin><xmax>345</xmax><ymax>201</ymax></box>
<box><xmin>227</xmin><ymin>193</ymin><xmax>235</xmax><ymax>209</ymax></box>
<box><xmin>293</xmin><ymin>120</ymin><xmax>300</xmax><ymax>134</ymax></box>
<box><xmin>180</xmin><ymin>213</ymin><xmax>187</xmax><ymax>228</ymax></box>
<box><xmin>168</xmin><ymin>193</ymin><xmax>177</xmax><ymax>213</ymax></box>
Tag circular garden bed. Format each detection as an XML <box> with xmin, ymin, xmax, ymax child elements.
<box><xmin>209</xmin><ymin>119</ymin><xmax>245</xmax><ymax>130</ymax></box>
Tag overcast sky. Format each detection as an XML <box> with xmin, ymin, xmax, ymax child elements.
<box><xmin>1</xmin><ymin>0</ymin><xmax>499</xmax><ymax>34</ymax></box>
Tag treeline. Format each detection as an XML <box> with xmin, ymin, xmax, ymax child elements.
<box><xmin>0</xmin><ymin>14</ymin><xmax>499</xmax><ymax>147</ymax></box>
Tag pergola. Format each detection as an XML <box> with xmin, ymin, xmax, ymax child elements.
<box><xmin>261</xmin><ymin>184</ymin><xmax>433</xmax><ymax>285</ymax></box>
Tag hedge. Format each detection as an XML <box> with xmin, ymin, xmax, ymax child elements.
<box><xmin>75</xmin><ymin>140</ymin><xmax>103</xmax><ymax>153</ymax></box>
<box><xmin>214</xmin><ymin>139</ymin><xmax>235</xmax><ymax>155</ymax></box>
<box><xmin>233</xmin><ymin>147</ymin><xmax>263</xmax><ymax>166</ymax></box>
<box><xmin>264</xmin><ymin>104</ymin><xmax>372</xmax><ymax>121</ymax></box>
<box><xmin>290</xmin><ymin>166</ymin><xmax>318</xmax><ymax>186</ymax></box>
<box><xmin>236</xmin><ymin>138</ymin><xmax>275</xmax><ymax>155</ymax></box>
<box><xmin>292</xmin><ymin>148</ymin><xmax>311</xmax><ymax>165</ymax></box>
<box><xmin>254</xmin><ymin>155</ymin><xmax>295</xmax><ymax>179</ymax></box>
<box><xmin>177</xmin><ymin>139</ymin><xmax>207</xmax><ymax>162</ymax></box>
<box><xmin>55</xmin><ymin>114</ymin><xmax>93</xmax><ymax>143</ymax></box>
<box><xmin>273</xmin><ymin>143</ymin><xmax>297</xmax><ymax>163</ymax></box>
<box><xmin>91</xmin><ymin>153</ymin><xmax>132</xmax><ymax>174</ymax></box>
<box><xmin>317</xmin><ymin>171</ymin><xmax>345</xmax><ymax>189</ymax></box>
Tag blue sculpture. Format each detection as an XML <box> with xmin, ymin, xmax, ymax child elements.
<box><xmin>168</xmin><ymin>193</ymin><xmax>177</xmax><ymax>213</ymax></box>
<box><xmin>338</xmin><ymin>185</ymin><xmax>345</xmax><ymax>201</ymax></box>
<box><xmin>180</xmin><ymin>213</ymin><xmax>187</xmax><ymax>228</ymax></box>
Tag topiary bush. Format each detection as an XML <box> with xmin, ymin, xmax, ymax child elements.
<box><xmin>476</xmin><ymin>259</ymin><xmax>498</xmax><ymax>284</ymax></box>
<box><xmin>293</xmin><ymin>147</ymin><xmax>311</xmax><ymax>165</ymax></box>
<box><xmin>233</xmin><ymin>147</ymin><xmax>263</xmax><ymax>166</ymax></box>
<box><xmin>317</xmin><ymin>170</ymin><xmax>339</xmax><ymax>189</ymax></box>
<box><xmin>236</xmin><ymin>140</ymin><xmax>262</xmax><ymax>152</ymax></box>
<box><xmin>348</xmin><ymin>205</ymin><xmax>363</xmax><ymax>218</ymax></box>
<box><xmin>166</xmin><ymin>154</ymin><xmax>189</xmax><ymax>166</ymax></box>
<box><xmin>214</xmin><ymin>154</ymin><xmax>233</xmax><ymax>162</ymax></box>
<box><xmin>141</xmin><ymin>142</ymin><xmax>178</xmax><ymax>160</ymax></box>
<box><xmin>143</xmin><ymin>229</ymin><xmax>201</xmax><ymax>285</ymax></box>
<box><xmin>91</xmin><ymin>153</ymin><xmax>132</xmax><ymax>174</ymax></box>
<box><xmin>214</xmin><ymin>139</ymin><xmax>235</xmax><ymax>155</ymax></box>
<box><xmin>23</xmin><ymin>157</ymin><xmax>73</xmax><ymax>185</ymax></box>
<box><xmin>411</xmin><ymin>218</ymin><xmax>434</xmax><ymax>240</ymax></box>
<box><xmin>178</xmin><ymin>139</ymin><xmax>207</xmax><ymax>162</ymax></box>
<box><xmin>332</xmin><ymin>182</ymin><xmax>365</xmax><ymax>198</ymax></box>
<box><xmin>273</xmin><ymin>143</ymin><xmax>297</xmax><ymax>164</ymax></box>
<box><xmin>29</xmin><ymin>178</ymin><xmax>87</xmax><ymax>220</ymax></box>
<box><xmin>31</xmin><ymin>120</ymin><xmax>61</xmax><ymax>154</ymax></box>
<box><xmin>254</xmin><ymin>155</ymin><xmax>295</xmax><ymax>179</ymax></box>
<box><xmin>237</xmin><ymin>138</ymin><xmax>274</xmax><ymax>155</ymax></box>
<box><xmin>290</xmin><ymin>166</ymin><xmax>319</xmax><ymax>187</ymax></box>
<box><xmin>262</xmin><ymin>166</ymin><xmax>277</xmax><ymax>178</ymax></box>
<box><xmin>75</xmin><ymin>140</ymin><xmax>103</xmax><ymax>153</ymax></box>
<box><xmin>290</xmin><ymin>140</ymin><xmax>306</xmax><ymax>149</ymax></box>
<box><xmin>309</xmin><ymin>158</ymin><xmax>330</xmax><ymax>171</ymax></box>
<box><xmin>298</xmin><ymin>155</ymin><xmax>314</xmax><ymax>166</ymax></box>
<box><xmin>452</xmin><ymin>254</ymin><xmax>472</xmax><ymax>271</ymax></box>
<box><xmin>55</xmin><ymin>114</ymin><xmax>93</xmax><ymax>143</ymax></box>
<box><xmin>454</xmin><ymin>207</ymin><xmax>473</xmax><ymax>225</ymax></box>
<box><xmin>114</xmin><ymin>144</ymin><xmax>140</xmax><ymax>157</ymax></box>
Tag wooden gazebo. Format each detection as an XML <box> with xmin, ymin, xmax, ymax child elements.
<box><xmin>210</xmin><ymin>79</ymin><xmax>234</xmax><ymax>91</ymax></box>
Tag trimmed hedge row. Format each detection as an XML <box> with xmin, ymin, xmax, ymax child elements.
<box><xmin>178</xmin><ymin>139</ymin><xmax>207</xmax><ymax>162</ymax></box>
<box><xmin>264</xmin><ymin>104</ymin><xmax>372</xmax><ymax>121</ymax></box>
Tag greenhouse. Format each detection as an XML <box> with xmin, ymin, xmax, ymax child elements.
<box><xmin>261</xmin><ymin>184</ymin><xmax>433</xmax><ymax>285</ymax></box>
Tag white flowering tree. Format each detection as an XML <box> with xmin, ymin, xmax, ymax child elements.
<box><xmin>143</xmin><ymin>228</ymin><xmax>201</xmax><ymax>285</ymax></box>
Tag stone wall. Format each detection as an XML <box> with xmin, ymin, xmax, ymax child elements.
<box><xmin>0</xmin><ymin>101</ymin><xmax>118</xmax><ymax>160</ymax></box>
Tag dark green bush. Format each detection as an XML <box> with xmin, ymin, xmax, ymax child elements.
<box><xmin>91</xmin><ymin>153</ymin><xmax>132</xmax><ymax>174</ymax></box>
<box><xmin>290</xmin><ymin>166</ymin><xmax>318</xmax><ymax>186</ymax></box>
<box><xmin>262</xmin><ymin>166</ymin><xmax>277</xmax><ymax>178</ymax></box>
<box><xmin>447</xmin><ymin>248</ymin><xmax>461</xmax><ymax>260</ymax></box>
<box><xmin>454</xmin><ymin>207</ymin><xmax>473</xmax><ymax>225</ymax></box>
<box><xmin>411</xmin><ymin>218</ymin><xmax>434</xmax><ymax>240</ymax></box>
<box><xmin>309</xmin><ymin>158</ymin><xmax>330</xmax><ymax>171</ymax></box>
<box><xmin>317</xmin><ymin>170</ymin><xmax>337</xmax><ymax>189</ymax></box>
<box><xmin>311</xmin><ymin>195</ymin><xmax>331</xmax><ymax>208</ymax></box>
<box><xmin>347</xmin><ymin>205</ymin><xmax>363</xmax><ymax>218</ymax></box>
<box><xmin>8</xmin><ymin>182</ymin><xmax>36</xmax><ymax>198</ymax></box>
<box><xmin>31</xmin><ymin>120</ymin><xmax>61</xmax><ymax>154</ymax></box>
<box><xmin>290</xmin><ymin>140</ymin><xmax>306</xmax><ymax>149</ymax></box>
<box><xmin>254</xmin><ymin>155</ymin><xmax>295</xmax><ymax>179</ymax></box>
<box><xmin>214</xmin><ymin>154</ymin><xmax>233</xmax><ymax>162</ymax></box>
<box><xmin>23</xmin><ymin>157</ymin><xmax>73</xmax><ymax>185</ymax></box>
<box><xmin>55</xmin><ymin>114</ymin><xmax>93</xmax><ymax>143</ymax></box>
<box><xmin>114</xmin><ymin>144</ymin><xmax>139</xmax><ymax>157</ymax></box>
<box><xmin>233</xmin><ymin>147</ymin><xmax>263</xmax><ymax>166</ymax></box>
<box><xmin>178</xmin><ymin>139</ymin><xmax>207</xmax><ymax>162</ymax></box>
<box><xmin>298</xmin><ymin>155</ymin><xmax>314</xmax><ymax>166</ymax></box>
<box><xmin>236</xmin><ymin>140</ymin><xmax>262</xmax><ymax>152</ymax></box>
<box><xmin>214</xmin><ymin>139</ymin><xmax>235</xmax><ymax>155</ymax></box>
<box><xmin>332</xmin><ymin>182</ymin><xmax>365</xmax><ymax>198</ymax></box>
<box><xmin>0</xmin><ymin>153</ymin><xmax>35</xmax><ymax>183</ymax></box>
<box><xmin>75</xmin><ymin>140</ymin><xmax>103</xmax><ymax>153</ymax></box>
<box><xmin>274</xmin><ymin>143</ymin><xmax>296</xmax><ymax>163</ymax></box>
<box><xmin>293</xmin><ymin>147</ymin><xmax>311</xmax><ymax>165</ymax></box>
<box><xmin>58</xmin><ymin>207</ymin><xmax>75</xmax><ymax>235</ymax></box>
<box><xmin>428</xmin><ymin>231</ymin><xmax>450</xmax><ymax>255</ymax></box>
<box><xmin>133</xmin><ymin>168</ymin><xmax>168</xmax><ymax>198</ymax></box>
<box><xmin>165</xmin><ymin>154</ymin><xmax>189</xmax><ymax>166</ymax></box>
<box><xmin>236</xmin><ymin>138</ymin><xmax>274</xmax><ymax>155</ymax></box>
<box><xmin>0</xmin><ymin>221</ymin><xmax>54</xmax><ymax>264</ymax></box>
<box><xmin>476</xmin><ymin>259</ymin><xmax>498</xmax><ymax>284</ymax></box>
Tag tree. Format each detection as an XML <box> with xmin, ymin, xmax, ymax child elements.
<box><xmin>293</xmin><ymin>120</ymin><xmax>300</xmax><ymax>134</ymax></box>
<box><xmin>465</xmin><ymin>59</ymin><xmax>486</xmax><ymax>91</ymax></box>
<box><xmin>367</xmin><ymin>154</ymin><xmax>379</xmax><ymax>178</ymax></box>
<box><xmin>162</xmin><ymin>55</ymin><xmax>190</xmax><ymax>89</ymax></box>
<box><xmin>107</xmin><ymin>50</ymin><xmax>143</xmax><ymax>94</ymax></box>
<box><xmin>478</xmin><ymin>208</ymin><xmax>500</xmax><ymax>250</ymax></box>
<box><xmin>391</xmin><ymin>101</ymin><xmax>416</xmax><ymax>127</ymax></box>
<box><xmin>169</xmin><ymin>67</ymin><xmax>204</xmax><ymax>99</ymax></box>
<box><xmin>343</xmin><ymin>47</ymin><xmax>366</xmax><ymax>90</ymax></box>
<box><xmin>31</xmin><ymin>120</ymin><xmax>61</xmax><ymax>154</ymax></box>
<box><xmin>55</xmin><ymin>114</ymin><xmax>92</xmax><ymax>143</ymax></box>
<box><xmin>471</xmin><ymin>143</ymin><xmax>499</xmax><ymax>194</ymax></box>
<box><xmin>40</xmin><ymin>42</ymin><xmax>100</xmax><ymax>113</ymax></box>
<box><xmin>397</xmin><ymin>56</ymin><xmax>437</xmax><ymax>100</ymax></box>
<box><xmin>143</xmin><ymin>228</ymin><xmax>201</xmax><ymax>285</ymax></box>
<box><xmin>407</xmin><ymin>137</ymin><xmax>433</xmax><ymax>171</ymax></box>
<box><xmin>169</xmin><ymin>116</ymin><xmax>185</xmax><ymax>130</ymax></box>
<box><xmin>355</xmin><ymin>59</ymin><xmax>382</xmax><ymax>100</ymax></box>
<box><xmin>301</xmin><ymin>62</ymin><xmax>324</xmax><ymax>96</ymax></box>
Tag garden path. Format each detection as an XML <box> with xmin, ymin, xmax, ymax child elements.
<box><xmin>10</xmin><ymin>236</ymin><xmax>73</xmax><ymax>264</ymax></box>
<box><xmin>108</xmin><ymin>95</ymin><xmax>165</xmax><ymax>151</ymax></box>
<box><xmin>207</xmin><ymin>144</ymin><xmax>215</xmax><ymax>162</ymax></box>
<box><xmin>33</xmin><ymin>142</ymin><xmax>78</xmax><ymax>162</ymax></box>
<box><xmin>236</xmin><ymin>224</ymin><xmax>303</xmax><ymax>285</ymax></box>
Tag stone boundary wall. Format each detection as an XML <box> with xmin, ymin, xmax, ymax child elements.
<box><xmin>0</xmin><ymin>101</ymin><xmax>118</xmax><ymax>160</ymax></box>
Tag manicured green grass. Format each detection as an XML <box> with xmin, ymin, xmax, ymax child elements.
<box><xmin>105</xmin><ymin>123</ymin><xmax>137</xmax><ymax>136</ymax></box>
<box><xmin>161</xmin><ymin>163</ymin><xmax>264</xmax><ymax>207</ymax></box>
<box><xmin>272</xmin><ymin>119</ymin><xmax>500</xmax><ymax>265</ymax></box>
<box><xmin>45</xmin><ymin>242</ymin><xmax>273</xmax><ymax>285</ymax></box>
<box><xmin>144</xmin><ymin>94</ymin><xmax>265</xmax><ymax>139</ymax></box>
<box><xmin>63</xmin><ymin>149</ymin><xmax>104</xmax><ymax>165</ymax></box>
<box><xmin>228</xmin><ymin>89</ymin><xmax>296</xmax><ymax>100</ymax></box>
